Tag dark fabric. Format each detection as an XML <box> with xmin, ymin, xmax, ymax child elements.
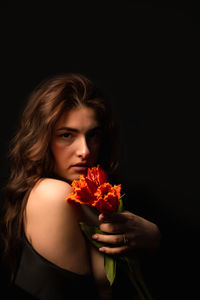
<box><xmin>112</xmin><ymin>264</ymin><xmax>139</xmax><ymax>300</ymax></box>
<box><xmin>14</xmin><ymin>236</ymin><xmax>99</xmax><ymax>299</ymax></box>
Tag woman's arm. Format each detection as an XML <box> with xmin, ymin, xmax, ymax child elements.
<box><xmin>24</xmin><ymin>178</ymin><xmax>90</xmax><ymax>274</ymax></box>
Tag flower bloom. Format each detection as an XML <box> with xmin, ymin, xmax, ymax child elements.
<box><xmin>94</xmin><ymin>183</ymin><xmax>121</xmax><ymax>213</ymax></box>
<box><xmin>66</xmin><ymin>165</ymin><xmax>121</xmax><ymax>213</ymax></box>
<box><xmin>67</xmin><ymin>175</ymin><xmax>97</xmax><ymax>206</ymax></box>
<box><xmin>86</xmin><ymin>165</ymin><xmax>108</xmax><ymax>186</ymax></box>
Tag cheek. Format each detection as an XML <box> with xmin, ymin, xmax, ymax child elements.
<box><xmin>51</xmin><ymin>141</ymin><xmax>69</xmax><ymax>161</ymax></box>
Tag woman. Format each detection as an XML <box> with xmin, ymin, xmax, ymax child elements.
<box><xmin>1</xmin><ymin>73</ymin><xmax>160</xmax><ymax>299</ymax></box>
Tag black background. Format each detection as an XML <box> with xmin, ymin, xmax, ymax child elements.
<box><xmin>0</xmin><ymin>1</ymin><xmax>200</xmax><ymax>299</ymax></box>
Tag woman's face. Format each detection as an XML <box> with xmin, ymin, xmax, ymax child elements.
<box><xmin>51</xmin><ymin>106</ymin><xmax>102</xmax><ymax>183</ymax></box>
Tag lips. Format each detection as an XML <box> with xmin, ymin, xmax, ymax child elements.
<box><xmin>71</xmin><ymin>163</ymin><xmax>89</xmax><ymax>173</ymax></box>
<box><xmin>72</xmin><ymin>163</ymin><xmax>89</xmax><ymax>168</ymax></box>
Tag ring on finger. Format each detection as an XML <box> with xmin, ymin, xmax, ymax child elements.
<box><xmin>123</xmin><ymin>233</ymin><xmax>128</xmax><ymax>245</ymax></box>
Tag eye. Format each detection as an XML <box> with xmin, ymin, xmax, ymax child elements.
<box><xmin>59</xmin><ymin>132</ymin><xmax>72</xmax><ymax>139</ymax></box>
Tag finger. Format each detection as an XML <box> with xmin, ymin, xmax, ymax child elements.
<box><xmin>99</xmin><ymin>222</ymin><xmax>126</xmax><ymax>234</ymax></box>
<box><xmin>99</xmin><ymin>211</ymin><xmax>129</xmax><ymax>223</ymax></box>
<box><xmin>99</xmin><ymin>245</ymin><xmax>128</xmax><ymax>255</ymax></box>
<box><xmin>92</xmin><ymin>233</ymin><xmax>125</xmax><ymax>245</ymax></box>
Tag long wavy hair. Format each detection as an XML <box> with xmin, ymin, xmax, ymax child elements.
<box><xmin>1</xmin><ymin>73</ymin><xmax>119</xmax><ymax>280</ymax></box>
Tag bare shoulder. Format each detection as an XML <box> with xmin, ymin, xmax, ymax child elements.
<box><xmin>25</xmin><ymin>178</ymin><xmax>89</xmax><ymax>274</ymax></box>
<box><xmin>25</xmin><ymin>177</ymin><xmax>78</xmax><ymax>230</ymax></box>
<box><xmin>30</xmin><ymin>177</ymin><xmax>72</xmax><ymax>202</ymax></box>
<box><xmin>25</xmin><ymin>178</ymin><xmax>75</xmax><ymax>221</ymax></box>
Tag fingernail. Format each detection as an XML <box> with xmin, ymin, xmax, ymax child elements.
<box><xmin>99</xmin><ymin>214</ymin><xmax>104</xmax><ymax>221</ymax></box>
<box><xmin>92</xmin><ymin>234</ymin><xmax>98</xmax><ymax>240</ymax></box>
<box><xmin>99</xmin><ymin>247</ymin><xmax>105</xmax><ymax>252</ymax></box>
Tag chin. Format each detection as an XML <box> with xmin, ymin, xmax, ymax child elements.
<box><xmin>56</xmin><ymin>170</ymin><xmax>86</xmax><ymax>183</ymax></box>
<box><xmin>68</xmin><ymin>173</ymin><xmax>82</xmax><ymax>182</ymax></box>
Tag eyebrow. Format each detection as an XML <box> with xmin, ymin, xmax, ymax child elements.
<box><xmin>56</xmin><ymin>127</ymin><xmax>79</xmax><ymax>133</ymax></box>
<box><xmin>56</xmin><ymin>126</ymin><xmax>102</xmax><ymax>133</ymax></box>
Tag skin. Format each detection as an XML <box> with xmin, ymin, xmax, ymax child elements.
<box><xmin>51</xmin><ymin>106</ymin><xmax>102</xmax><ymax>183</ymax></box>
<box><xmin>25</xmin><ymin>106</ymin><xmax>103</xmax><ymax>265</ymax></box>
<box><xmin>24</xmin><ymin>178</ymin><xmax>91</xmax><ymax>275</ymax></box>
<box><xmin>50</xmin><ymin>105</ymin><xmax>161</xmax><ymax>254</ymax></box>
<box><xmin>96</xmin><ymin>211</ymin><xmax>161</xmax><ymax>254</ymax></box>
<box><xmin>24</xmin><ymin>105</ymin><xmax>160</xmax><ymax>300</ymax></box>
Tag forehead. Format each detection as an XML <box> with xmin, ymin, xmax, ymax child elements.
<box><xmin>55</xmin><ymin>106</ymin><xmax>99</xmax><ymax>129</ymax></box>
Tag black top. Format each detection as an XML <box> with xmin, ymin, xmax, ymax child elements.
<box><xmin>12</xmin><ymin>236</ymin><xmax>140</xmax><ymax>300</ymax></box>
<box><xmin>13</xmin><ymin>236</ymin><xmax>99</xmax><ymax>299</ymax></box>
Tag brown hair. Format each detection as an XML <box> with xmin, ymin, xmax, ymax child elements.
<box><xmin>1</xmin><ymin>73</ymin><xmax>119</xmax><ymax>280</ymax></box>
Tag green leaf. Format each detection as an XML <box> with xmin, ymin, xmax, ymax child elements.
<box><xmin>104</xmin><ymin>254</ymin><xmax>116</xmax><ymax>286</ymax></box>
<box><xmin>117</xmin><ymin>196</ymin><xmax>124</xmax><ymax>213</ymax></box>
<box><xmin>80</xmin><ymin>222</ymin><xmax>117</xmax><ymax>286</ymax></box>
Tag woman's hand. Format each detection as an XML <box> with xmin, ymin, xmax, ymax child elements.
<box><xmin>92</xmin><ymin>211</ymin><xmax>161</xmax><ymax>255</ymax></box>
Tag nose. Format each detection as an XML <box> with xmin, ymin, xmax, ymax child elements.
<box><xmin>76</xmin><ymin>136</ymin><xmax>90</xmax><ymax>159</ymax></box>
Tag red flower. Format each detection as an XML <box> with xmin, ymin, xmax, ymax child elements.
<box><xmin>86</xmin><ymin>165</ymin><xmax>108</xmax><ymax>186</ymax></box>
<box><xmin>66</xmin><ymin>175</ymin><xmax>97</xmax><ymax>206</ymax></box>
<box><xmin>95</xmin><ymin>183</ymin><xmax>121</xmax><ymax>213</ymax></box>
<box><xmin>66</xmin><ymin>165</ymin><xmax>121</xmax><ymax>213</ymax></box>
